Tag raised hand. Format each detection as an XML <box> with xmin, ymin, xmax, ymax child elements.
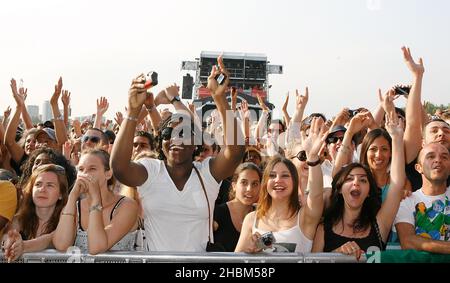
<box><xmin>295</xmin><ymin>87</ymin><xmax>309</xmax><ymax>111</ymax></box>
<box><xmin>378</xmin><ymin>89</ymin><xmax>396</xmax><ymax>116</ymax></box>
<box><xmin>301</xmin><ymin>117</ymin><xmax>326</xmax><ymax>159</ymax></box>
<box><xmin>240</xmin><ymin>100</ymin><xmax>250</xmax><ymax>120</ymax></box>
<box><xmin>402</xmin><ymin>46</ymin><xmax>425</xmax><ymax>77</ymax></box>
<box><xmin>257</xmin><ymin>93</ymin><xmax>269</xmax><ymax>112</ymax></box>
<box><xmin>3</xmin><ymin>106</ymin><xmax>12</xmax><ymax>121</ymax></box>
<box><xmin>155</xmin><ymin>84</ymin><xmax>180</xmax><ymax>105</ymax></box>
<box><xmin>114</xmin><ymin>111</ymin><xmax>124</xmax><ymax>126</ymax></box>
<box><xmin>10</xmin><ymin>79</ymin><xmax>26</xmax><ymax>107</ymax></box>
<box><xmin>207</xmin><ymin>55</ymin><xmax>230</xmax><ymax>97</ymax></box>
<box><xmin>385</xmin><ymin>111</ymin><xmax>404</xmax><ymax>139</ymax></box>
<box><xmin>333</xmin><ymin>108</ymin><xmax>351</xmax><ymax>127</ymax></box>
<box><xmin>347</xmin><ymin>112</ymin><xmax>372</xmax><ymax>135</ymax></box>
<box><xmin>61</xmin><ymin>90</ymin><xmax>71</xmax><ymax>106</ymax></box>
<box><xmin>18</xmin><ymin>84</ymin><xmax>28</xmax><ymax>101</ymax></box>
<box><xmin>282</xmin><ymin>92</ymin><xmax>289</xmax><ymax>112</ymax></box>
<box><xmin>96</xmin><ymin>96</ymin><xmax>109</xmax><ymax>116</ymax></box>
<box><xmin>51</xmin><ymin>77</ymin><xmax>63</xmax><ymax>106</ymax></box>
<box><xmin>128</xmin><ymin>74</ymin><xmax>147</xmax><ymax>113</ymax></box>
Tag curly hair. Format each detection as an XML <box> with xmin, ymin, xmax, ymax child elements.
<box><xmin>19</xmin><ymin>148</ymin><xmax>77</xmax><ymax>191</ymax></box>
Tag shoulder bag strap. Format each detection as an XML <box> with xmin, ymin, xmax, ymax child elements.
<box><xmin>193</xmin><ymin>165</ymin><xmax>212</xmax><ymax>242</ymax></box>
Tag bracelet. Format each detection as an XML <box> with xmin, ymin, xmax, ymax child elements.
<box><xmin>54</xmin><ymin>115</ymin><xmax>64</xmax><ymax>121</ymax></box>
<box><xmin>306</xmin><ymin>158</ymin><xmax>321</xmax><ymax>167</ymax></box>
<box><xmin>125</xmin><ymin>116</ymin><xmax>138</xmax><ymax>122</ymax></box>
<box><xmin>146</xmin><ymin>105</ymin><xmax>155</xmax><ymax>112</ymax></box>
<box><xmin>61</xmin><ymin>212</ymin><xmax>75</xmax><ymax>217</ymax></box>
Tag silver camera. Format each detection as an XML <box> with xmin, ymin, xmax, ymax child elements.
<box><xmin>256</xmin><ymin>232</ymin><xmax>276</xmax><ymax>250</ymax></box>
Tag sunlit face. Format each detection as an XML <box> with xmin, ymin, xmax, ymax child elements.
<box><xmin>289</xmin><ymin>144</ymin><xmax>308</xmax><ymax>179</ymax></box>
<box><xmin>233</xmin><ymin>169</ymin><xmax>261</xmax><ymax>206</ymax></box>
<box><xmin>32</xmin><ymin>172</ymin><xmax>61</xmax><ymax>208</ymax></box>
<box><xmin>81</xmin><ymin>129</ymin><xmax>104</xmax><ymax>151</ymax></box>
<box><xmin>417</xmin><ymin>143</ymin><xmax>450</xmax><ymax>183</ymax></box>
<box><xmin>133</xmin><ymin>136</ymin><xmax>151</xmax><ymax>157</ymax></box>
<box><xmin>367</xmin><ymin>136</ymin><xmax>391</xmax><ymax>171</ymax></box>
<box><xmin>77</xmin><ymin>154</ymin><xmax>111</xmax><ymax>189</ymax></box>
<box><xmin>35</xmin><ymin>133</ymin><xmax>56</xmax><ymax>150</ymax></box>
<box><xmin>267</xmin><ymin>162</ymin><xmax>294</xmax><ymax>200</ymax></box>
<box><xmin>327</xmin><ymin>131</ymin><xmax>345</xmax><ymax>160</ymax></box>
<box><xmin>340</xmin><ymin>167</ymin><xmax>370</xmax><ymax>209</ymax></box>
<box><xmin>25</xmin><ymin>134</ymin><xmax>36</xmax><ymax>155</ymax></box>
<box><xmin>424</xmin><ymin>121</ymin><xmax>450</xmax><ymax>150</ymax></box>
<box><xmin>161</xmin><ymin>121</ymin><xmax>196</xmax><ymax>165</ymax></box>
<box><xmin>32</xmin><ymin>153</ymin><xmax>51</xmax><ymax>172</ymax></box>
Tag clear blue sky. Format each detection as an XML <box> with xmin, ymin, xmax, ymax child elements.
<box><xmin>1</xmin><ymin>0</ymin><xmax>449</xmax><ymax>121</ymax></box>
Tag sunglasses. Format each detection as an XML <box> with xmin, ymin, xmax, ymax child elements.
<box><xmin>160</xmin><ymin>127</ymin><xmax>195</xmax><ymax>141</ymax></box>
<box><xmin>326</xmin><ymin>136</ymin><xmax>344</xmax><ymax>144</ymax></box>
<box><xmin>82</xmin><ymin>135</ymin><xmax>101</xmax><ymax>144</ymax></box>
<box><xmin>294</xmin><ymin>150</ymin><xmax>307</xmax><ymax>162</ymax></box>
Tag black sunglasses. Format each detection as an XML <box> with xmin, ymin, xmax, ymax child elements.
<box><xmin>294</xmin><ymin>150</ymin><xmax>307</xmax><ymax>162</ymax></box>
<box><xmin>161</xmin><ymin>127</ymin><xmax>195</xmax><ymax>141</ymax></box>
<box><xmin>82</xmin><ymin>135</ymin><xmax>101</xmax><ymax>144</ymax></box>
<box><xmin>326</xmin><ymin>136</ymin><xmax>344</xmax><ymax>144</ymax></box>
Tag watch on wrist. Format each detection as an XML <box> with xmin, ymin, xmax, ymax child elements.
<box><xmin>170</xmin><ymin>96</ymin><xmax>181</xmax><ymax>103</ymax></box>
<box><xmin>89</xmin><ymin>203</ymin><xmax>103</xmax><ymax>213</ymax></box>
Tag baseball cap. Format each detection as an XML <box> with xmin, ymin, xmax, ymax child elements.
<box><xmin>35</xmin><ymin>128</ymin><xmax>57</xmax><ymax>142</ymax></box>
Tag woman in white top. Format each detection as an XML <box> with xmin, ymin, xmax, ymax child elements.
<box><xmin>53</xmin><ymin>149</ymin><xmax>138</xmax><ymax>254</ymax></box>
<box><xmin>235</xmin><ymin>117</ymin><xmax>326</xmax><ymax>253</ymax></box>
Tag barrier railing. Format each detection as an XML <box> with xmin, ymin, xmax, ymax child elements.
<box><xmin>0</xmin><ymin>249</ymin><xmax>365</xmax><ymax>263</ymax></box>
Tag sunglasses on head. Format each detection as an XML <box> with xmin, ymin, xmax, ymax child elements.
<box><xmin>326</xmin><ymin>136</ymin><xmax>344</xmax><ymax>144</ymax></box>
<box><xmin>82</xmin><ymin>135</ymin><xmax>101</xmax><ymax>144</ymax></box>
<box><xmin>294</xmin><ymin>150</ymin><xmax>307</xmax><ymax>162</ymax></box>
<box><xmin>160</xmin><ymin>127</ymin><xmax>195</xmax><ymax>141</ymax></box>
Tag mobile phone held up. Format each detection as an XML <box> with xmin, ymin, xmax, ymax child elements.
<box><xmin>215</xmin><ymin>72</ymin><xmax>227</xmax><ymax>85</ymax></box>
<box><xmin>394</xmin><ymin>85</ymin><xmax>411</xmax><ymax>97</ymax></box>
<box><xmin>144</xmin><ymin>72</ymin><xmax>158</xmax><ymax>89</ymax></box>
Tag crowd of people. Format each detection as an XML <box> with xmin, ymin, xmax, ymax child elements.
<box><xmin>0</xmin><ymin>47</ymin><xmax>449</xmax><ymax>262</ymax></box>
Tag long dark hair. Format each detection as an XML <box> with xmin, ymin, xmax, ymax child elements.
<box><xmin>19</xmin><ymin>148</ymin><xmax>77</xmax><ymax>190</ymax></box>
<box><xmin>257</xmin><ymin>156</ymin><xmax>300</xmax><ymax>219</ymax></box>
<box><xmin>324</xmin><ymin>163</ymin><xmax>380</xmax><ymax>233</ymax></box>
<box><xmin>16</xmin><ymin>164</ymin><xmax>69</xmax><ymax>240</ymax></box>
<box><xmin>359</xmin><ymin>128</ymin><xmax>392</xmax><ymax>169</ymax></box>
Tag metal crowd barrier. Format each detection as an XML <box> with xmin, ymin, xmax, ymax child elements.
<box><xmin>0</xmin><ymin>249</ymin><xmax>365</xmax><ymax>263</ymax></box>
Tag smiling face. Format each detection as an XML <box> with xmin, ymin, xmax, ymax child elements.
<box><xmin>24</xmin><ymin>133</ymin><xmax>36</xmax><ymax>155</ymax></box>
<box><xmin>424</xmin><ymin>121</ymin><xmax>450</xmax><ymax>150</ymax></box>
<box><xmin>340</xmin><ymin>167</ymin><xmax>371</xmax><ymax>210</ymax></box>
<box><xmin>267</xmin><ymin>162</ymin><xmax>294</xmax><ymax>200</ymax></box>
<box><xmin>161</xmin><ymin>120</ymin><xmax>196</xmax><ymax>165</ymax></box>
<box><xmin>327</xmin><ymin>131</ymin><xmax>345</xmax><ymax>160</ymax></box>
<box><xmin>233</xmin><ymin>169</ymin><xmax>261</xmax><ymax>206</ymax></box>
<box><xmin>366</xmin><ymin>136</ymin><xmax>391</xmax><ymax>171</ymax></box>
<box><xmin>416</xmin><ymin>143</ymin><xmax>450</xmax><ymax>184</ymax></box>
<box><xmin>32</xmin><ymin>171</ymin><xmax>61</xmax><ymax>209</ymax></box>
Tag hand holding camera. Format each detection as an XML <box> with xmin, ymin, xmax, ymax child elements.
<box><xmin>255</xmin><ymin>232</ymin><xmax>276</xmax><ymax>250</ymax></box>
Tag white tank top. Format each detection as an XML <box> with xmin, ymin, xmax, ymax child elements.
<box><xmin>252</xmin><ymin>211</ymin><xmax>313</xmax><ymax>253</ymax></box>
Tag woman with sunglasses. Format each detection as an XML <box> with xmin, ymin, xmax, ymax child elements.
<box><xmin>111</xmin><ymin>57</ymin><xmax>245</xmax><ymax>252</ymax></box>
<box><xmin>2</xmin><ymin>164</ymin><xmax>69</xmax><ymax>262</ymax></box>
<box><xmin>53</xmin><ymin>149</ymin><xmax>138</xmax><ymax>254</ymax></box>
<box><xmin>235</xmin><ymin>118</ymin><xmax>326</xmax><ymax>253</ymax></box>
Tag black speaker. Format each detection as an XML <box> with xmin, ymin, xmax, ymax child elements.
<box><xmin>182</xmin><ymin>74</ymin><xmax>194</xmax><ymax>99</ymax></box>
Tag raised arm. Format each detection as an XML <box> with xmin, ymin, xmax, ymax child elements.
<box><xmin>376</xmin><ymin>112</ymin><xmax>405</xmax><ymax>242</ymax></box>
<box><xmin>208</xmin><ymin>56</ymin><xmax>245</xmax><ymax>181</ymax></box>
<box><xmin>286</xmin><ymin>88</ymin><xmax>308</xmax><ymax>140</ymax></box>
<box><xmin>300</xmin><ymin>117</ymin><xmax>325</xmax><ymax>239</ymax></box>
<box><xmin>143</xmin><ymin>92</ymin><xmax>162</xmax><ymax>133</ymax></box>
<box><xmin>5</xmin><ymin>79</ymin><xmax>26</xmax><ymax>163</ymax></box>
<box><xmin>61</xmin><ymin>90</ymin><xmax>71</xmax><ymax>128</ymax></box>
<box><xmin>110</xmin><ymin>74</ymin><xmax>149</xmax><ymax>187</ymax></box>
<box><xmin>18</xmin><ymin>86</ymin><xmax>33</xmax><ymax>130</ymax></box>
<box><xmin>94</xmin><ymin>97</ymin><xmax>109</xmax><ymax>130</ymax></box>
<box><xmin>253</xmin><ymin>94</ymin><xmax>269</xmax><ymax>141</ymax></box>
<box><xmin>50</xmin><ymin>78</ymin><xmax>68</xmax><ymax>147</ymax></box>
<box><xmin>402</xmin><ymin>47</ymin><xmax>425</xmax><ymax>163</ymax></box>
<box><xmin>281</xmin><ymin>92</ymin><xmax>291</xmax><ymax>126</ymax></box>
<box><xmin>2</xmin><ymin>106</ymin><xmax>11</xmax><ymax>130</ymax></box>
